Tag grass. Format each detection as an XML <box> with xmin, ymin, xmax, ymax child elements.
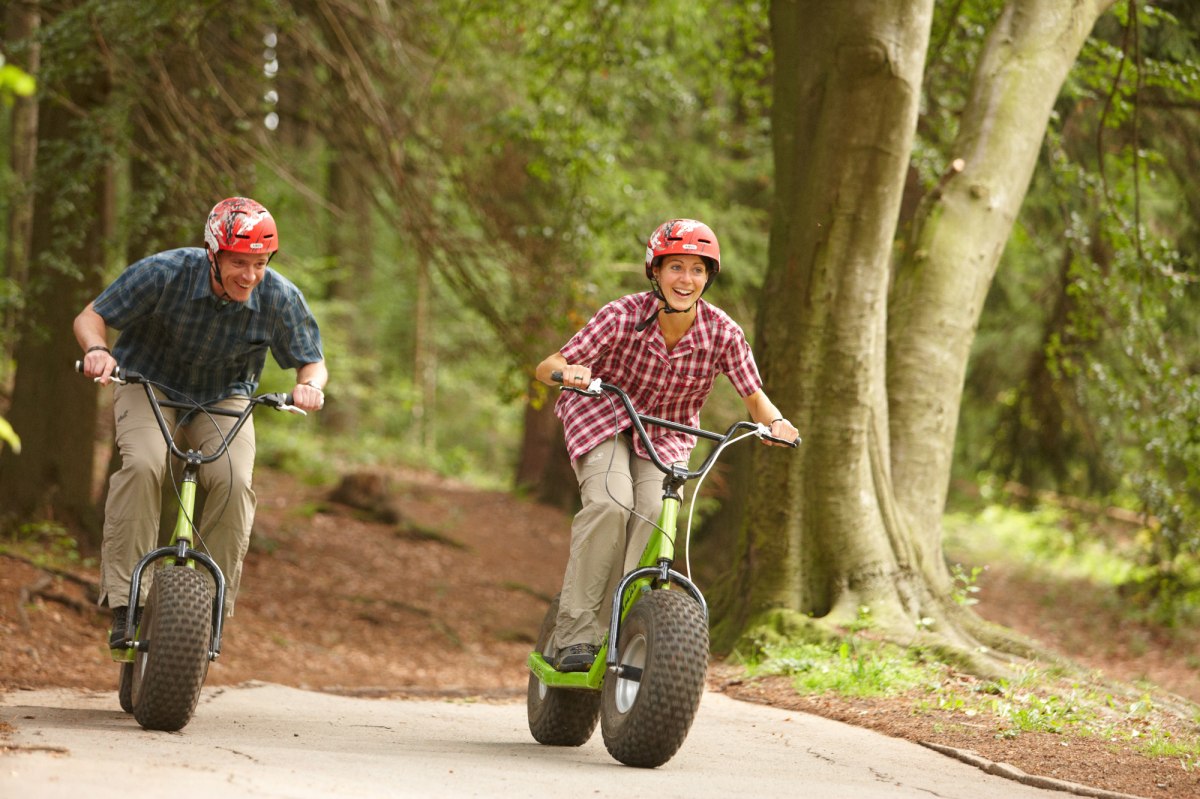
<box><xmin>731</xmin><ymin>499</ymin><xmax>1200</xmax><ymax>763</ymax></box>
<box><xmin>744</xmin><ymin>638</ymin><xmax>938</xmax><ymax>698</ymax></box>
<box><xmin>740</xmin><ymin>631</ymin><xmax>1200</xmax><ymax>761</ymax></box>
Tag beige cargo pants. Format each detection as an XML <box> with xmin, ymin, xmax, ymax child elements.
<box><xmin>554</xmin><ymin>433</ymin><xmax>683</xmax><ymax>650</ymax></box>
<box><xmin>99</xmin><ymin>383</ymin><xmax>257</xmax><ymax>617</ymax></box>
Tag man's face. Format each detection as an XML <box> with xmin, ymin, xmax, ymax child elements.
<box><xmin>213</xmin><ymin>251</ymin><xmax>270</xmax><ymax>302</ymax></box>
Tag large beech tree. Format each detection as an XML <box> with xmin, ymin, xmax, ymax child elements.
<box><xmin>713</xmin><ymin>0</ymin><xmax>1118</xmax><ymax>669</ymax></box>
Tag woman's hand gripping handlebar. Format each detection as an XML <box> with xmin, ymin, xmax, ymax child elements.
<box><xmin>549</xmin><ymin>369</ymin><xmax>799</xmax><ymax>477</ymax></box>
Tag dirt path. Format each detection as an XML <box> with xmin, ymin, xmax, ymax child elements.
<box><xmin>2</xmin><ymin>465</ymin><xmax>1197</xmax><ymax>798</ymax></box>
<box><xmin>1</xmin><ymin>683</ymin><xmax>1073</xmax><ymax>799</ymax></box>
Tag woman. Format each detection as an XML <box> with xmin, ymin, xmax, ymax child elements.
<box><xmin>535</xmin><ymin>218</ymin><xmax>798</xmax><ymax>671</ymax></box>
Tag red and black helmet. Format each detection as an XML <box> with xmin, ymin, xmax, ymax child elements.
<box><xmin>204</xmin><ymin>197</ymin><xmax>278</xmax><ymax>256</ymax></box>
<box><xmin>644</xmin><ymin>219</ymin><xmax>721</xmax><ymax>279</ymax></box>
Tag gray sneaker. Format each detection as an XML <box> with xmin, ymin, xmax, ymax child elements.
<box><xmin>553</xmin><ymin>643</ymin><xmax>599</xmax><ymax>672</ymax></box>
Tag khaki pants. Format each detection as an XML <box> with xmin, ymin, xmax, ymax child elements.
<box><xmin>554</xmin><ymin>434</ymin><xmax>682</xmax><ymax>650</ymax></box>
<box><xmin>100</xmin><ymin>383</ymin><xmax>257</xmax><ymax>616</ymax></box>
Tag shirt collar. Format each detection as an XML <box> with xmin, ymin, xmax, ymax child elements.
<box><xmin>637</xmin><ymin>291</ymin><xmax>711</xmax><ymax>358</ymax></box>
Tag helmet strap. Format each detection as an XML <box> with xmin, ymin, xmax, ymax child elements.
<box><xmin>635</xmin><ymin>281</ymin><xmax>693</xmax><ymax>332</ymax></box>
<box><xmin>208</xmin><ymin>250</ymin><xmax>234</xmax><ymax>303</ymax></box>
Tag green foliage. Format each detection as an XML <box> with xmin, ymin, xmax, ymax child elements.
<box><xmin>942</xmin><ymin>1</ymin><xmax>1200</xmax><ymax>614</ymax></box>
<box><xmin>0</xmin><ymin>415</ymin><xmax>19</xmax><ymax>454</ymax></box>
<box><xmin>950</xmin><ymin>562</ymin><xmax>984</xmax><ymax>606</ymax></box>
<box><xmin>738</xmin><ymin>608</ymin><xmax>940</xmax><ymax>698</ymax></box>
<box><xmin>746</xmin><ymin>638</ymin><xmax>934</xmax><ymax>698</ymax></box>
<box><xmin>740</xmin><ymin>629</ymin><xmax>1200</xmax><ymax>756</ymax></box>
<box><xmin>1</xmin><ymin>520</ymin><xmax>95</xmax><ymax>569</ymax></box>
<box><xmin>948</xmin><ymin>486</ymin><xmax>1200</xmax><ymax>629</ymax></box>
<box><xmin>732</xmin><ymin>497</ymin><xmax>1200</xmax><ymax>754</ymax></box>
<box><xmin>945</xmin><ymin>501</ymin><xmax>1136</xmax><ymax>587</ymax></box>
<box><xmin>0</xmin><ymin>57</ymin><xmax>36</xmax><ymax>103</ymax></box>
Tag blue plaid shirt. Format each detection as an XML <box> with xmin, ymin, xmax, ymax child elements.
<box><xmin>92</xmin><ymin>248</ymin><xmax>324</xmax><ymax>405</ymax></box>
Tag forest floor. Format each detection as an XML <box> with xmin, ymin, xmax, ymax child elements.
<box><xmin>2</xmin><ymin>465</ymin><xmax>1199</xmax><ymax>799</ymax></box>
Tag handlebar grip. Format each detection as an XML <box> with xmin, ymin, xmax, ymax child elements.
<box><xmin>75</xmin><ymin>360</ymin><xmax>128</xmax><ymax>383</ymax></box>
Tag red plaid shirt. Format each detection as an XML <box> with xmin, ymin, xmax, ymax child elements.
<box><xmin>556</xmin><ymin>292</ymin><xmax>763</xmax><ymax>464</ymax></box>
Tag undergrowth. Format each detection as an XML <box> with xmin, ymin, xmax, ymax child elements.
<box><xmin>730</xmin><ymin>500</ymin><xmax>1200</xmax><ymax>766</ymax></box>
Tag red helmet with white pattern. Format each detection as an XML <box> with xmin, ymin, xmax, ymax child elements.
<box><xmin>644</xmin><ymin>219</ymin><xmax>720</xmax><ymax>279</ymax></box>
<box><xmin>204</xmin><ymin>197</ymin><xmax>278</xmax><ymax>256</ymax></box>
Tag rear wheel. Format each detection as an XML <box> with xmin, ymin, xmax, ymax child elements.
<box><xmin>526</xmin><ymin>594</ymin><xmax>600</xmax><ymax>746</ymax></box>
<box><xmin>117</xmin><ymin>663</ymin><xmax>133</xmax><ymax>713</ymax></box>
<box><xmin>601</xmin><ymin>588</ymin><xmax>708</xmax><ymax>768</ymax></box>
<box><xmin>131</xmin><ymin>567</ymin><xmax>214</xmax><ymax>731</ymax></box>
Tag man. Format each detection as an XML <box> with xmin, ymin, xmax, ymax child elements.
<box><xmin>74</xmin><ymin>197</ymin><xmax>327</xmax><ymax>646</ymax></box>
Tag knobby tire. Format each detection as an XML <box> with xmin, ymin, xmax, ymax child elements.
<box><xmin>601</xmin><ymin>588</ymin><xmax>708</xmax><ymax>768</ymax></box>
<box><xmin>526</xmin><ymin>594</ymin><xmax>601</xmax><ymax>746</ymax></box>
<box><xmin>131</xmin><ymin>567</ymin><xmax>213</xmax><ymax>731</ymax></box>
<box><xmin>117</xmin><ymin>663</ymin><xmax>134</xmax><ymax>713</ymax></box>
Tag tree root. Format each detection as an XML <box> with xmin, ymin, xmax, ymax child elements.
<box><xmin>3</xmin><ymin>552</ymin><xmax>99</xmax><ymax>597</ymax></box>
<box><xmin>727</xmin><ymin>600</ymin><xmax>1087</xmax><ymax>686</ymax></box>
<box><xmin>9</xmin><ymin>553</ymin><xmax>103</xmax><ymax>631</ymax></box>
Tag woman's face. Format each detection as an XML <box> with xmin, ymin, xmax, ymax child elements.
<box><xmin>654</xmin><ymin>254</ymin><xmax>709</xmax><ymax>311</ymax></box>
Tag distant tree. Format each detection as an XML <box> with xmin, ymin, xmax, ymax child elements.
<box><xmin>0</xmin><ymin>7</ymin><xmax>39</xmax><ymax>458</ymax></box>
<box><xmin>0</xmin><ymin>1</ymin><xmax>112</xmax><ymax>535</ymax></box>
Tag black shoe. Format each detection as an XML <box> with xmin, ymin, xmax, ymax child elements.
<box><xmin>109</xmin><ymin>607</ymin><xmax>129</xmax><ymax>649</ymax></box>
<box><xmin>553</xmin><ymin>643</ymin><xmax>599</xmax><ymax>673</ymax></box>
<box><xmin>108</xmin><ymin>606</ymin><xmax>141</xmax><ymax>649</ymax></box>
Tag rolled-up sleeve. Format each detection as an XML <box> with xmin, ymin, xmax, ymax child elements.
<box><xmin>271</xmin><ymin>291</ymin><xmax>324</xmax><ymax>368</ymax></box>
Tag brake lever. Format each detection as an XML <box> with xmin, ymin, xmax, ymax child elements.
<box><xmin>75</xmin><ymin>360</ymin><xmax>127</xmax><ymax>385</ymax></box>
<box><xmin>262</xmin><ymin>393</ymin><xmax>308</xmax><ymax>416</ymax></box>
<box><xmin>560</xmin><ymin>377</ymin><xmax>603</xmax><ymax>396</ymax></box>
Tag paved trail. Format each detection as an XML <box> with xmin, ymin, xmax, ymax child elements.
<box><xmin>1</xmin><ymin>683</ymin><xmax>1067</xmax><ymax>798</ymax></box>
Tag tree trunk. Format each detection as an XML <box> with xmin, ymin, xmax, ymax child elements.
<box><xmin>323</xmin><ymin>147</ymin><xmax>375</xmax><ymax>433</ymax></box>
<box><xmin>2</xmin><ymin>0</ymin><xmax>40</xmax><ymax>363</ymax></box>
<box><xmin>711</xmin><ymin>0</ymin><xmax>936</xmax><ymax>649</ymax></box>
<box><xmin>712</xmin><ymin>0</ymin><xmax>1117</xmax><ymax>671</ymax></box>
<box><xmin>887</xmin><ymin>0</ymin><xmax>1118</xmax><ymax>599</ymax></box>
<box><xmin>514</xmin><ymin>390</ymin><xmax>576</xmax><ymax>509</ymax></box>
<box><xmin>0</xmin><ymin>28</ymin><xmax>111</xmax><ymax>539</ymax></box>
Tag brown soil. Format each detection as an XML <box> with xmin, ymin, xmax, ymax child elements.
<box><xmin>3</xmin><ymin>467</ymin><xmax>1199</xmax><ymax>799</ymax></box>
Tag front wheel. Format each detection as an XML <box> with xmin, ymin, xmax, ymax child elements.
<box><xmin>601</xmin><ymin>588</ymin><xmax>708</xmax><ymax>768</ymax></box>
<box><xmin>131</xmin><ymin>567</ymin><xmax>214</xmax><ymax>731</ymax></box>
<box><xmin>526</xmin><ymin>594</ymin><xmax>601</xmax><ymax>746</ymax></box>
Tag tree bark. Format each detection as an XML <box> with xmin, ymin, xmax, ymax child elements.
<box><xmin>712</xmin><ymin>0</ymin><xmax>936</xmax><ymax>649</ymax></box>
<box><xmin>2</xmin><ymin>0</ymin><xmax>40</xmax><ymax>363</ymax></box>
<box><xmin>514</xmin><ymin>387</ymin><xmax>575</xmax><ymax>509</ymax></box>
<box><xmin>712</xmin><ymin>0</ymin><xmax>1118</xmax><ymax>669</ymax></box>
<box><xmin>887</xmin><ymin>0</ymin><xmax>1119</xmax><ymax>597</ymax></box>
